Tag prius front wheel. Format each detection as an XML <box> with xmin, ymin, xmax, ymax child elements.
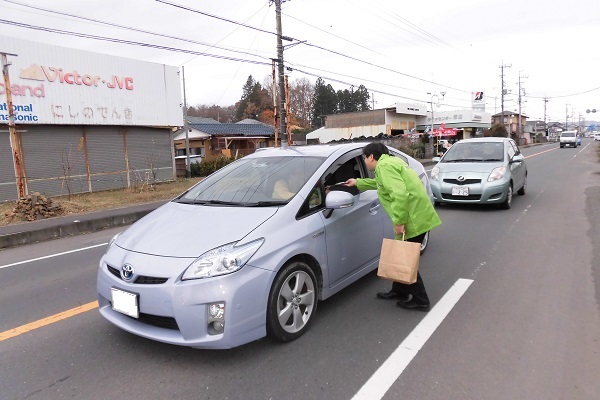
<box><xmin>266</xmin><ymin>261</ymin><xmax>317</xmax><ymax>342</ymax></box>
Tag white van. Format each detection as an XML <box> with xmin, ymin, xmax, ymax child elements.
<box><xmin>560</xmin><ymin>131</ymin><xmax>578</xmax><ymax>148</ymax></box>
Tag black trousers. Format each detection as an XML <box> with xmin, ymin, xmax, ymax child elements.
<box><xmin>390</xmin><ymin>232</ymin><xmax>430</xmax><ymax>305</ymax></box>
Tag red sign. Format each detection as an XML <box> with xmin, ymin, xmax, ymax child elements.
<box><xmin>432</xmin><ymin>123</ymin><xmax>458</xmax><ymax>136</ymax></box>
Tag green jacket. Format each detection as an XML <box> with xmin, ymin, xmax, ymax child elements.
<box><xmin>356</xmin><ymin>154</ymin><xmax>441</xmax><ymax>239</ymax></box>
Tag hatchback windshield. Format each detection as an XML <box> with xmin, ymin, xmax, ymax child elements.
<box><xmin>442</xmin><ymin>142</ymin><xmax>504</xmax><ymax>163</ymax></box>
<box><xmin>176</xmin><ymin>156</ymin><xmax>325</xmax><ymax>205</ymax></box>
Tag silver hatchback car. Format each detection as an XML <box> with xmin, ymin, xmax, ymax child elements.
<box><xmin>97</xmin><ymin>143</ymin><xmax>433</xmax><ymax>349</ymax></box>
<box><xmin>429</xmin><ymin>137</ymin><xmax>527</xmax><ymax>209</ymax></box>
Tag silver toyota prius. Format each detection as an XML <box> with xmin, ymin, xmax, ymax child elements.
<box><xmin>97</xmin><ymin>143</ymin><xmax>433</xmax><ymax>349</ymax></box>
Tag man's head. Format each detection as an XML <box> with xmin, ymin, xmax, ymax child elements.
<box><xmin>362</xmin><ymin>142</ymin><xmax>389</xmax><ymax>171</ymax></box>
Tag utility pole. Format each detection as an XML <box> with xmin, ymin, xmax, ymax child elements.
<box><xmin>543</xmin><ymin>96</ymin><xmax>549</xmax><ymax>137</ymax></box>
<box><xmin>2</xmin><ymin>52</ymin><xmax>27</xmax><ymax>198</ymax></box>
<box><xmin>271</xmin><ymin>59</ymin><xmax>278</xmax><ymax>146</ymax></box>
<box><xmin>499</xmin><ymin>62</ymin><xmax>511</xmax><ymax>131</ymax></box>
<box><xmin>517</xmin><ymin>71</ymin><xmax>528</xmax><ymax>143</ymax></box>
<box><xmin>274</xmin><ymin>0</ymin><xmax>288</xmax><ymax>149</ymax></box>
<box><xmin>566</xmin><ymin>103</ymin><xmax>570</xmax><ymax>131</ymax></box>
<box><xmin>181</xmin><ymin>66</ymin><xmax>190</xmax><ymax>177</ymax></box>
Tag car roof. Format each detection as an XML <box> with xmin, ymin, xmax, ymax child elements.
<box><xmin>249</xmin><ymin>143</ymin><xmax>368</xmax><ymax>158</ymax></box>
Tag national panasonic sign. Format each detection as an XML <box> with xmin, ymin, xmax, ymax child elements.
<box><xmin>0</xmin><ymin>36</ymin><xmax>182</xmax><ymax>126</ymax></box>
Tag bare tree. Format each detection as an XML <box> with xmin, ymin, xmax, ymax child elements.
<box><xmin>59</xmin><ymin>143</ymin><xmax>85</xmax><ymax>200</ymax></box>
<box><xmin>289</xmin><ymin>77</ymin><xmax>315</xmax><ymax>129</ymax></box>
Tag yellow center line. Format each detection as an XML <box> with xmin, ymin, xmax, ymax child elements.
<box><xmin>524</xmin><ymin>147</ymin><xmax>558</xmax><ymax>159</ymax></box>
<box><xmin>0</xmin><ymin>301</ymin><xmax>98</xmax><ymax>342</ymax></box>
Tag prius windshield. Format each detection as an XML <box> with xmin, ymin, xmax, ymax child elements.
<box><xmin>442</xmin><ymin>142</ymin><xmax>505</xmax><ymax>162</ymax></box>
<box><xmin>176</xmin><ymin>156</ymin><xmax>325</xmax><ymax>206</ymax></box>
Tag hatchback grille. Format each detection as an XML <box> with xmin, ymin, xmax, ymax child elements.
<box><xmin>443</xmin><ymin>178</ymin><xmax>481</xmax><ymax>185</ymax></box>
<box><xmin>107</xmin><ymin>265</ymin><xmax>169</xmax><ymax>285</ymax></box>
<box><xmin>442</xmin><ymin>193</ymin><xmax>482</xmax><ymax>200</ymax></box>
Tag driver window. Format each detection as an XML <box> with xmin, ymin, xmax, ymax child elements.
<box><xmin>323</xmin><ymin>158</ymin><xmax>360</xmax><ymax>196</ymax></box>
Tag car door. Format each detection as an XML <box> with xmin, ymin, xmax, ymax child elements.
<box><xmin>508</xmin><ymin>139</ymin><xmax>526</xmax><ymax>189</ymax></box>
<box><xmin>320</xmin><ymin>152</ymin><xmax>384</xmax><ymax>288</ymax></box>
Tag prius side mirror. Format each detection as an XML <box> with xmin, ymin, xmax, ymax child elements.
<box><xmin>325</xmin><ymin>191</ymin><xmax>355</xmax><ymax>209</ymax></box>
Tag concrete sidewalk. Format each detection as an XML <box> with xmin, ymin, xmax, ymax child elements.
<box><xmin>0</xmin><ymin>159</ymin><xmax>437</xmax><ymax>250</ymax></box>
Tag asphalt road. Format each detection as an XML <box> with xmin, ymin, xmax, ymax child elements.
<box><xmin>1</xmin><ymin>140</ymin><xmax>599</xmax><ymax>400</ymax></box>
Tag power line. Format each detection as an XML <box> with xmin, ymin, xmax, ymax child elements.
<box><xmin>152</xmin><ymin>0</ymin><xmax>471</xmax><ymax>93</ymax></box>
<box><xmin>1</xmin><ymin>0</ymin><xmax>271</xmax><ymax>61</ymax></box>
<box><xmin>0</xmin><ymin>19</ymin><xmax>273</xmax><ymax>66</ymax></box>
<box><xmin>281</xmin><ymin>12</ymin><xmax>383</xmax><ymax>56</ymax></box>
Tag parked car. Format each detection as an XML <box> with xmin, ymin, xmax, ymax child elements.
<box><xmin>595</xmin><ymin>133</ymin><xmax>600</xmax><ymax>141</ymax></box>
<box><xmin>429</xmin><ymin>137</ymin><xmax>527</xmax><ymax>209</ymax></box>
<box><xmin>97</xmin><ymin>143</ymin><xmax>433</xmax><ymax>349</ymax></box>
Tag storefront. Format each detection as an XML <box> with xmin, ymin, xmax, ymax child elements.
<box><xmin>0</xmin><ymin>36</ymin><xmax>182</xmax><ymax>202</ymax></box>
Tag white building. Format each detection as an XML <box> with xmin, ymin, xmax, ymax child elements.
<box><xmin>0</xmin><ymin>36</ymin><xmax>182</xmax><ymax>201</ymax></box>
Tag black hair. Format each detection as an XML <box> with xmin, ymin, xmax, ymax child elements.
<box><xmin>362</xmin><ymin>142</ymin><xmax>389</xmax><ymax>160</ymax></box>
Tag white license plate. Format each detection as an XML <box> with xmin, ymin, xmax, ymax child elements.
<box><xmin>111</xmin><ymin>287</ymin><xmax>139</xmax><ymax>318</ymax></box>
<box><xmin>452</xmin><ymin>186</ymin><xmax>469</xmax><ymax>196</ymax></box>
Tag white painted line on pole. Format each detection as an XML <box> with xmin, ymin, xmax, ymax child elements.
<box><xmin>352</xmin><ymin>278</ymin><xmax>474</xmax><ymax>400</ymax></box>
<box><xmin>0</xmin><ymin>243</ymin><xmax>107</xmax><ymax>270</ymax></box>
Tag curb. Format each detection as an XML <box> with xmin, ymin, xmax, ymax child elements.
<box><xmin>0</xmin><ymin>201</ymin><xmax>165</xmax><ymax>249</ymax></box>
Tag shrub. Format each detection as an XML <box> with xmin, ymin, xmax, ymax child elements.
<box><xmin>193</xmin><ymin>157</ymin><xmax>235</xmax><ymax>177</ymax></box>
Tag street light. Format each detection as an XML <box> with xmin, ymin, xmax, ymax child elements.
<box><xmin>428</xmin><ymin>91</ymin><xmax>445</xmax><ymax>155</ymax></box>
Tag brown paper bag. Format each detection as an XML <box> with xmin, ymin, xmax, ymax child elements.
<box><xmin>377</xmin><ymin>236</ymin><xmax>420</xmax><ymax>284</ymax></box>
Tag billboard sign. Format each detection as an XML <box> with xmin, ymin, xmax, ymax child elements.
<box><xmin>0</xmin><ymin>36</ymin><xmax>182</xmax><ymax>126</ymax></box>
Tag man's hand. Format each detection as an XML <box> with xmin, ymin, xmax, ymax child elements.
<box><xmin>344</xmin><ymin>178</ymin><xmax>357</xmax><ymax>187</ymax></box>
<box><xmin>394</xmin><ymin>224</ymin><xmax>405</xmax><ymax>235</ymax></box>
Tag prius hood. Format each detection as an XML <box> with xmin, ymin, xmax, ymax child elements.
<box><xmin>115</xmin><ymin>201</ymin><xmax>278</xmax><ymax>257</ymax></box>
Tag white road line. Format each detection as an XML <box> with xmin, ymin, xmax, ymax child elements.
<box><xmin>0</xmin><ymin>243</ymin><xmax>107</xmax><ymax>270</ymax></box>
<box><xmin>352</xmin><ymin>278</ymin><xmax>474</xmax><ymax>400</ymax></box>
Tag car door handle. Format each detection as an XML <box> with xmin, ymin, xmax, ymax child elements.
<box><xmin>369</xmin><ymin>204</ymin><xmax>381</xmax><ymax>212</ymax></box>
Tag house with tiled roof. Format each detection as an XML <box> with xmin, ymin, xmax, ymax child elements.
<box><xmin>173</xmin><ymin>119</ymin><xmax>277</xmax><ymax>175</ymax></box>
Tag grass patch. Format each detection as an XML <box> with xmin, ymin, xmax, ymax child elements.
<box><xmin>0</xmin><ymin>178</ymin><xmax>202</xmax><ymax>227</ymax></box>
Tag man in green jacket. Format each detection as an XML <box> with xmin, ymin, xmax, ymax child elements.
<box><xmin>345</xmin><ymin>142</ymin><xmax>442</xmax><ymax>311</ymax></box>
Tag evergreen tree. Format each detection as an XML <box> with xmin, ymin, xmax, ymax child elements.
<box><xmin>311</xmin><ymin>78</ymin><xmax>337</xmax><ymax>128</ymax></box>
<box><xmin>353</xmin><ymin>85</ymin><xmax>371</xmax><ymax>111</ymax></box>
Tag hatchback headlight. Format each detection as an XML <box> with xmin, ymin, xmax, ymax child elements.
<box><xmin>182</xmin><ymin>238</ymin><xmax>264</xmax><ymax>280</ymax></box>
<box><xmin>488</xmin><ymin>166</ymin><xmax>507</xmax><ymax>182</ymax></box>
<box><xmin>430</xmin><ymin>166</ymin><xmax>440</xmax><ymax>181</ymax></box>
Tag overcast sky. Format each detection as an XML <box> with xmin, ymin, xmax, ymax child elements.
<box><xmin>2</xmin><ymin>0</ymin><xmax>600</xmax><ymax>124</ymax></box>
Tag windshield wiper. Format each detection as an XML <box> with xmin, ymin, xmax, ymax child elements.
<box><xmin>481</xmin><ymin>158</ymin><xmax>502</xmax><ymax>162</ymax></box>
<box><xmin>176</xmin><ymin>199</ymin><xmax>241</xmax><ymax>206</ymax></box>
<box><xmin>242</xmin><ymin>201</ymin><xmax>289</xmax><ymax>207</ymax></box>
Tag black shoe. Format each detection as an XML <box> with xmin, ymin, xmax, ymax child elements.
<box><xmin>397</xmin><ymin>300</ymin><xmax>430</xmax><ymax>312</ymax></box>
<box><xmin>377</xmin><ymin>291</ymin><xmax>410</xmax><ymax>301</ymax></box>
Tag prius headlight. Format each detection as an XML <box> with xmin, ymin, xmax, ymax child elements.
<box><xmin>182</xmin><ymin>238</ymin><xmax>264</xmax><ymax>280</ymax></box>
<box><xmin>488</xmin><ymin>166</ymin><xmax>507</xmax><ymax>182</ymax></box>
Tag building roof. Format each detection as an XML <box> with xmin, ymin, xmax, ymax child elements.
<box><xmin>492</xmin><ymin>111</ymin><xmax>528</xmax><ymax>117</ymax></box>
<box><xmin>236</xmin><ymin>118</ymin><xmax>271</xmax><ymax>126</ymax></box>
<box><xmin>187</xmin><ymin>116</ymin><xmax>220</xmax><ymax>124</ymax></box>
<box><xmin>189</xmin><ymin>123</ymin><xmax>275</xmax><ymax>137</ymax></box>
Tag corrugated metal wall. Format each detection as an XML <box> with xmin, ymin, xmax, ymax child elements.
<box><xmin>0</xmin><ymin>125</ymin><xmax>174</xmax><ymax>202</ymax></box>
<box><xmin>0</xmin><ymin>133</ymin><xmax>17</xmax><ymax>201</ymax></box>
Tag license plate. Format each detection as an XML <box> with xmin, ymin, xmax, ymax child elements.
<box><xmin>111</xmin><ymin>287</ymin><xmax>139</xmax><ymax>318</ymax></box>
<box><xmin>452</xmin><ymin>186</ymin><xmax>469</xmax><ymax>196</ymax></box>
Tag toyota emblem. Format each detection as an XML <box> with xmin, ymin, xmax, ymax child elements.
<box><xmin>121</xmin><ymin>264</ymin><xmax>135</xmax><ymax>281</ymax></box>
<box><xmin>457</xmin><ymin>175</ymin><xmax>466</xmax><ymax>182</ymax></box>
